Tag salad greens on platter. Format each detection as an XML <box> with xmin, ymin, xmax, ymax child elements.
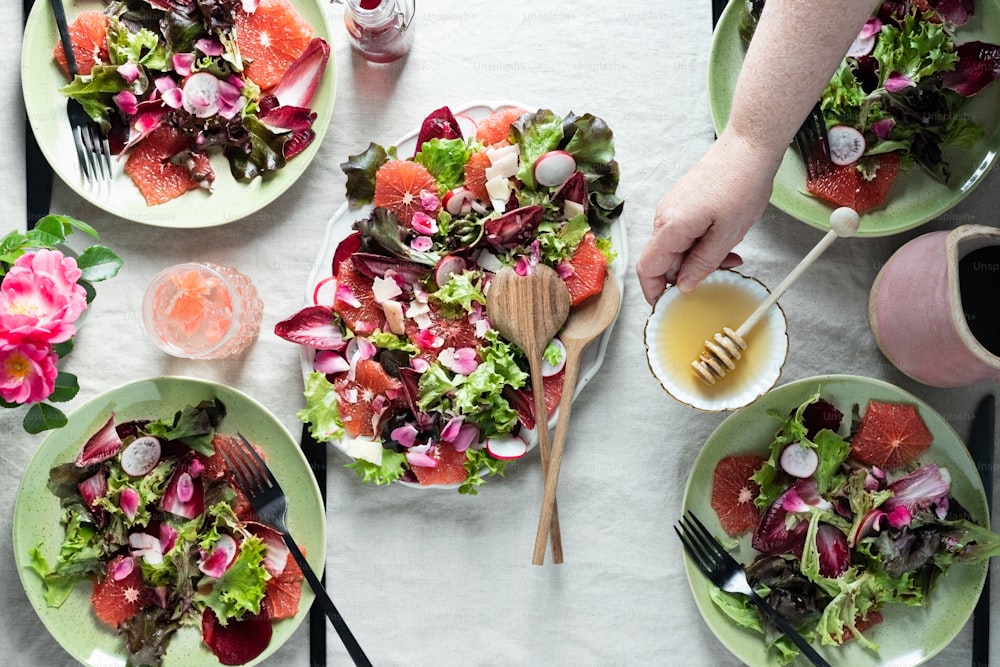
<box><xmin>741</xmin><ymin>0</ymin><xmax>1000</xmax><ymax>183</ymax></box>
<box><xmin>709</xmin><ymin>389</ymin><xmax>1000</xmax><ymax>665</ymax></box>
<box><xmin>276</xmin><ymin>105</ymin><xmax>624</xmax><ymax>494</ymax></box>
<box><xmin>57</xmin><ymin>0</ymin><xmax>329</xmax><ymax>197</ymax></box>
<box><xmin>26</xmin><ymin>399</ymin><xmax>304</xmax><ymax>666</ymax></box>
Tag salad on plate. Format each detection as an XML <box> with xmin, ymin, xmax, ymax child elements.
<box><xmin>276</xmin><ymin>104</ymin><xmax>624</xmax><ymax>494</ymax></box>
<box><xmin>26</xmin><ymin>399</ymin><xmax>306</xmax><ymax>666</ymax></box>
<box><xmin>51</xmin><ymin>0</ymin><xmax>330</xmax><ymax>206</ymax></box>
<box><xmin>740</xmin><ymin>0</ymin><xmax>1000</xmax><ymax>214</ymax></box>
<box><xmin>704</xmin><ymin>389</ymin><xmax>1000</xmax><ymax>664</ymax></box>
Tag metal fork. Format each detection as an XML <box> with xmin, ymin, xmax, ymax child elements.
<box><xmin>219</xmin><ymin>434</ymin><xmax>373</xmax><ymax>667</ymax></box>
<box><xmin>793</xmin><ymin>102</ymin><xmax>831</xmax><ymax>180</ymax></box>
<box><xmin>675</xmin><ymin>511</ymin><xmax>831</xmax><ymax>667</ymax></box>
<box><xmin>49</xmin><ymin>0</ymin><xmax>112</xmax><ymax>184</ymax></box>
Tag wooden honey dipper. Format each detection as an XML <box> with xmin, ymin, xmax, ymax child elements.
<box><xmin>692</xmin><ymin>207</ymin><xmax>861</xmax><ymax>385</ymax></box>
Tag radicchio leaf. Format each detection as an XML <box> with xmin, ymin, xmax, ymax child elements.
<box><xmin>76</xmin><ymin>414</ymin><xmax>124</xmax><ymax>467</ymax></box>
<box><xmin>942</xmin><ymin>41</ymin><xmax>1000</xmax><ymax>97</ymax></box>
<box><xmin>414</xmin><ymin>106</ymin><xmax>463</xmax><ymax>156</ymax></box>
<box><xmin>160</xmin><ymin>454</ymin><xmax>205</xmax><ymax>520</ymax></box>
<box><xmin>483</xmin><ymin>205</ymin><xmax>544</xmax><ymax>250</ymax></box>
<box><xmin>274</xmin><ymin>306</ymin><xmax>346</xmax><ymax>350</ymax></box>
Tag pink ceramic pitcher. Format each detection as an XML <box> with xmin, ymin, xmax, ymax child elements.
<box><xmin>869</xmin><ymin>224</ymin><xmax>1000</xmax><ymax>387</ymax></box>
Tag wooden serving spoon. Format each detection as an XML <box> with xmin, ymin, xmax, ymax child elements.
<box><xmin>486</xmin><ymin>264</ymin><xmax>571</xmax><ymax>563</ymax></box>
<box><xmin>532</xmin><ymin>271</ymin><xmax>621</xmax><ymax>565</ymax></box>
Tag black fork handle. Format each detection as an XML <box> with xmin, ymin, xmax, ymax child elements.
<box><xmin>49</xmin><ymin>0</ymin><xmax>78</xmax><ymax>76</ymax></box>
<box><xmin>746</xmin><ymin>588</ymin><xmax>831</xmax><ymax>667</ymax></box>
<box><xmin>282</xmin><ymin>534</ymin><xmax>373</xmax><ymax>667</ymax></box>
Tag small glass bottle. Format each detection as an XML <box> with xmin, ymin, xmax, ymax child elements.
<box><xmin>343</xmin><ymin>0</ymin><xmax>416</xmax><ymax>64</ymax></box>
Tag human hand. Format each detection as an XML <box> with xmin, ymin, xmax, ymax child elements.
<box><xmin>635</xmin><ymin>130</ymin><xmax>783</xmax><ymax>305</ymax></box>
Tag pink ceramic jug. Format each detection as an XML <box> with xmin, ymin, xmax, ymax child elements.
<box><xmin>869</xmin><ymin>224</ymin><xmax>1000</xmax><ymax>387</ymax></box>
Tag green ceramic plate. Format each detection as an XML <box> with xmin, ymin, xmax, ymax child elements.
<box><xmin>21</xmin><ymin>0</ymin><xmax>336</xmax><ymax>227</ymax></box>
<box><xmin>12</xmin><ymin>377</ymin><xmax>325</xmax><ymax>666</ymax></box>
<box><xmin>682</xmin><ymin>375</ymin><xmax>988</xmax><ymax>666</ymax></box>
<box><xmin>708</xmin><ymin>1</ymin><xmax>1000</xmax><ymax>236</ymax></box>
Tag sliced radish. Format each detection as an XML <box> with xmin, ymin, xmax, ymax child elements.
<box><xmin>827</xmin><ymin>125</ymin><xmax>866</xmax><ymax>166</ymax></box>
<box><xmin>312</xmin><ymin>276</ymin><xmax>337</xmax><ymax>306</ymax></box>
<box><xmin>443</xmin><ymin>187</ymin><xmax>475</xmax><ymax>215</ymax></box>
<box><xmin>182</xmin><ymin>71</ymin><xmax>221</xmax><ymax>118</ymax></box>
<box><xmin>780</xmin><ymin>441</ymin><xmax>819</xmax><ymax>478</ymax></box>
<box><xmin>485</xmin><ymin>434</ymin><xmax>528</xmax><ymax>460</ymax></box>
<box><xmin>533</xmin><ymin>150</ymin><xmax>577</xmax><ymax>188</ymax></box>
<box><xmin>541</xmin><ymin>338</ymin><xmax>566</xmax><ymax>377</ymax></box>
<box><xmin>120</xmin><ymin>436</ymin><xmax>162</xmax><ymax>477</ymax></box>
<box><xmin>434</xmin><ymin>254</ymin><xmax>467</xmax><ymax>287</ymax></box>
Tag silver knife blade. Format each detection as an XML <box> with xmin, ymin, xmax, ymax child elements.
<box><xmin>969</xmin><ymin>393</ymin><xmax>994</xmax><ymax>667</ymax></box>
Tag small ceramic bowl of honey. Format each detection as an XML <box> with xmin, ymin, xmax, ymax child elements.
<box><xmin>644</xmin><ymin>269</ymin><xmax>789</xmax><ymax>412</ymax></box>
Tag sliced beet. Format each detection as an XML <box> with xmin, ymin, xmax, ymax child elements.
<box><xmin>202</xmin><ymin>608</ymin><xmax>273</xmax><ymax>666</ymax></box>
<box><xmin>801</xmin><ymin>398</ymin><xmax>844</xmax><ymax>438</ymax></box>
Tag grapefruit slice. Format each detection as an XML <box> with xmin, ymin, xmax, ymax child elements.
<box><xmin>411</xmin><ymin>441</ymin><xmax>470</xmax><ymax>486</ymax></box>
<box><xmin>54</xmin><ymin>11</ymin><xmax>109</xmax><ymax>77</ymax></box>
<box><xmin>234</xmin><ymin>0</ymin><xmax>314</xmax><ymax>90</ymax></box>
<box><xmin>475</xmin><ymin>107</ymin><xmax>528</xmax><ymax>146</ymax></box>
<box><xmin>123</xmin><ymin>125</ymin><xmax>213</xmax><ymax>205</ymax></box>
<box><xmin>463</xmin><ymin>149</ymin><xmax>492</xmax><ymax>202</ymax></box>
<box><xmin>403</xmin><ymin>301</ymin><xmax>479</xmax><ymax>358</ymax></box>
<box><xmin>334</xmin><ymin>358</ymin><xmax>404</xmax><ymax>438</ymax></box>
<box><xmin>849</xmin><ymin>400</ymin><xmax>933</xmax><ymax>469</ymax></box>
<box><xmin>91</xmin><ymin>558</ymin><xmax>150</xmax><ymax>627</ymax></box>
<box><xmin>563</xmin><ymin>232</ymin><xmax>609</xmax><ymax>306</ymax></box>
<box><xmin>710</xmin><ymin>454</ymin><xmax>766</xmax><ymax>536</ymax></box>
<box><xmin>806</xmin><ymin>152</ymin><xmax>901</xmax><ymax>213</ymax></box>
<box><xmin>373</xmin><ymin>159</ymin><xmax>439</xmax><ymax>224</ymax></box>
<box><xmin>262</xmin><ymin>552</ymin><xmax>303</xmax><ymax>620</ymax></box>
<box><xmin>333</xmin><ymin>258</ymin><xmax>385</xmax><ymax>335</ymax></box>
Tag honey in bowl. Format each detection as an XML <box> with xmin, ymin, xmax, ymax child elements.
<box><xmin>644</xmin><ymin>270</ymin><xmax>788</xmax><ymax>411</ymax></box>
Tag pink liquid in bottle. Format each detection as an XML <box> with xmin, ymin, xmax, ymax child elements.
<box><xmin>344</xmin><ymin>0</ymin><xmax>415</xmax><ymax>63</ymax></box>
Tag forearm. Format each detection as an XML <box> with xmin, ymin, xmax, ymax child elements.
<box><xmin>727</xmin><ymin>0</ymin><xmax>881</xmax><ymax>161</ymax></box>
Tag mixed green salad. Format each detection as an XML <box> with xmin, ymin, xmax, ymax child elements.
<box><xmin>58</xmin><ymin>0</ymin><xmax>328</xmax><ymax>187</ymax></box>
<box><xmin>27</xmin><ymin>400</ymin><xmax>303</xmax><ymax>666</ymax></box>
<box><xmin>276</xmin><ymin>105</ymin><xmax>624</xmax><ymax>494</ymax></box>
<box><xmin>741</xmin><ymin>0</ymin><xmax>1000</xmax><ymax>181</ymax></box>
<box><xmin>710</xmin><ymin>390</ymin><xmax>1000</xmax><ymax>664</ymax></box>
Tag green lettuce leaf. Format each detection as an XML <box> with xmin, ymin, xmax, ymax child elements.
<box><xmin>346</xmin><ymin>449</ymin><xmax>408</xmax><ymax>486</ymax></box>
<box><xmin>414</xmin><ymin>138</ymin><xmax>472</xmax><ymax>192</ymax></box>
<box><xmin>194</xmin><ymin>535</ymin><xmax>269</xmax><ymax>624</ymax></box>
<box><xmin>299</xmin><ymin>372</ymin><xmax>345</xmax><ymax>442</ymax></box>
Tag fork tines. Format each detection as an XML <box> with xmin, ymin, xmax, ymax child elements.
<box><xmin>675</xmin><ymin>511</ymin><xmax>730</xmax><ymax>579</ymax></box>
<box><xmin>218</xmin><ymin>434</ymin><xmax>276</xmax><ymax>497</ymax></box>
<box><xmin>793</xmin><ymin>102</ymin><xmax>831</xmax><ymax>180</ymax></box>
<box><xmin>76</xmin><ymin>125</ymin><xmax>113</xmax><ymax>183</ymax></box>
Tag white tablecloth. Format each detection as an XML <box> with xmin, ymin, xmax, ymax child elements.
<box><xmin>2</xmin><ymin>1</ymin><xmax>997</xmax><ymax>665</ymax></box>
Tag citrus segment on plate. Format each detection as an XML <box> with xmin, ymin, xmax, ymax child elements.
<box><xmin>710</xmin><ymin>454</ymin><xmax>766</xmax><ymax>536</ymax></box>
<box><xmin>123</xmin><ymin>125</ymin><xmax>214</xmax><ymax>206</ymax></box>
<box><xmin>234</xmin><ymin>0</ymin><xmax>314</xmax><ymax>90</ymax></box>
<box><xmin>53</xmin><ymin>11</ymin><xmax>108</xmax><ymax>76</ymax></box>
<box><xmin>474</xmin><ymin>106</ymin><xmax>528</xmax><ymax>145</ymax></box>
<box><xmin>849</xmin><ymin>399</ymin><xmax>934</xmax><ymax>469</ymax></box>
<box><xmin>682</xmin><ymin>375</ymin><xmax>989</xmax><ymax>666</ymax></box>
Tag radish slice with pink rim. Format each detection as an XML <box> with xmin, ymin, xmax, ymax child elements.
<box><xmin>486</xmin><ymin>434</ymin><xmax>528</xmax><ymax>460</ymax></box>
<box><xmin>780</xmin><ymin>441</ymin><xmax>819</xmax><ymax>478</ymax></box>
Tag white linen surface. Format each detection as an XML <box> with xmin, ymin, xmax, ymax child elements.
<box><xmin>2</xmin><ymin>1</ymin><xmax>997</xmax><ymax>665</ymax></box>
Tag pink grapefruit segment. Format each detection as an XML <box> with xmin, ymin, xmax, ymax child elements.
<box><xmin>234</xmin><ymin>0</ymin><xmax>314</xmax><ymax>90</ymax></box>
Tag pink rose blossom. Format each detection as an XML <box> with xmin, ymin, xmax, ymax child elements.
<box><xmin>0</xmin><ymin>341</ymin><xmax>58</xmax><ymax>404</ymax></box>
<box><xmin>0</xmin><ymin>250</ymin><xmax>87</xmax><ymax>345</ymax></box>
